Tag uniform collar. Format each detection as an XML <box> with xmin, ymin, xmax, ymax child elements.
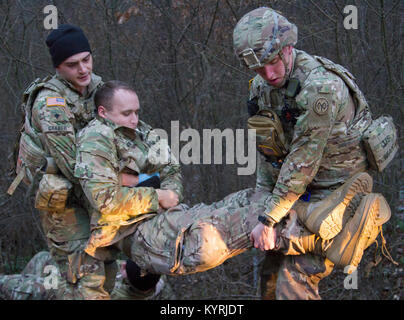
<box><xmin>289</xmin><ymin>48</ymin><xmax>297</xmax><ymax>78</ymax></box>
<box><xmin>55</xmin><ymin>72</ymin><xmax>102</xmax><ymax>98</ymax></box>
<box><xmin>96</xmin><ymin>115</ymin><xmax>137</xmax><ymax>139</ymax></box>
<box><xmin>281</xmin><ymin>48</ymin><xmax>297</xmax><ymax>89</ymax></box>
<box><xmin>87</xmin><ymin>73</ymin><xmax>102</xmax><ymax>94</ymax></box>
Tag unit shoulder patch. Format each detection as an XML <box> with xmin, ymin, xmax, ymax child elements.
<box><xmin>313</xmin><ymin>97</ymin><xmax>329</xmax><ymax>115</ymax></box>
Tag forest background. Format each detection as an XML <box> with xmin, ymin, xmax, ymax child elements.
<box><xmin>0</xmin><ymin>0</ymin><xmax>403</xmax><ymax>300</ymax></box>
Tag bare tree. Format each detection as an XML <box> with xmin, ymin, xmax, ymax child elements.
<box><xmin>0</xmin><ymin>0</ymin><xmax>402</xmax><ymax>299</ymax></box>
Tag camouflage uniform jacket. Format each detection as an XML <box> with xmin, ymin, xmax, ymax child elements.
<box><xmin>30</xmin><ymin>73</ymin><xmax>102</xmax><ymax>182</ymax></box>
<box><xmin>29</xmin><ymin>73</ymin><xmax>103</xmax><ymax>242</ymax></box>
<box><xmin>250</xmin><ymin>49</ymin><xmax>372</xmax><ymax>223</ymax></box>
<box><xmin>74</xmin><ymin>116</ymin><xmax>183</xmax><ymax>258</ymax></box>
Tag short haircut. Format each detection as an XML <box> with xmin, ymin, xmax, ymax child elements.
<box><xmin>94</xmin><ymin>80</ymin><xmax>136</xmax><ymax>111</ymax></box>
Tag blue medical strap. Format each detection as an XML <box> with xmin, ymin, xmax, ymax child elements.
<box><xmin>300</xmin><ymin>189</ymin><xmax>311</xmax><ymax>202</ymax></box>
<box><xmin>138</xmin><ymin>172</ymin><xmax>160</xmax><ymax>185</ymax></box>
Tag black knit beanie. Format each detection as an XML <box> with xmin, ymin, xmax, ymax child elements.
<box><xmin>46</xmin><ymin>24</ymin><xmax>92</xmax><ymax>67</ymax></box>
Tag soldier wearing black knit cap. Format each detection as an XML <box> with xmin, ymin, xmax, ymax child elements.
<box><xmin>46</xmin><ymin>24</ymin><xmax>93</xmax><ymax>94</ymax></box>
<box><xmin>8</xmin><ymin>24</ymin><xmax>108</xmax><ymax>299</ymax></box>
<box><xmin>7</xmin><ymin>24</ymin><xmax>176</xmax><ymax>300</ymax></box>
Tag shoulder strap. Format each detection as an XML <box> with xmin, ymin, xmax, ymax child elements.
<box><xmin>22</xmin><ymin>76</ymin><xmax>51</xmax><ymax>112</ymax></box>
<box><xmin>8</xmin><ymin>76</ymin><xmax>54</xmax><ymax>189</ymax></box>
<box><xmin>291</xmin><ymin>50</ymin><xmax>323</xmax><ymax>89</ymax></box>
<box><xmin>313</xmin><ymin>55</ymin><xmax>369</xmax><ymax>115</ymax></box>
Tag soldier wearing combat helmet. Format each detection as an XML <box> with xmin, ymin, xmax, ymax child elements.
<box><xmin>233</xmin><ymin>7</ymin><xmax>397</xmax><ymax>299</ymax></box>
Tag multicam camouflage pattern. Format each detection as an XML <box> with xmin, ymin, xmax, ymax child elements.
<box><xmin>117</xmin><ymin>187</ymin><xmax>339</xmax><ymax>279</ymax></box>
<box><xmin>249</xmin><ymin>49</ymin><xmax>372</xmax><ymax>224</ymax></box>
<box><xmin>362</xmin><ymin>115</ymin><xmax>398</xmax><ymax>172</ymax></box>
<box><xmin>0</xmin><ymin>252</ymin><xmax>58</xmax><ymax>300</ymax></box>
<box><xmin>0</xmin><ymin>251</ymin><xmax>176</xmax><ymax>300</ymax></box>
<box><xmin>74</xmin><ymin>116</ymin><xmax>183</xmax><ymax>259</ymax></box>
<box><xmin>26</xmin><ymin>73</ymin><xmax>103</xmax><ymax>243</ymax></box>
<box><xmin>259</xmin><ymin>252</ymin><xmax>334</xmax><ymax>300</ymax></box>
<box><xmin>119</xmin><ymin>188</ymin><xmax>268</xmax><ymax>275</ymax></box>
<box><xmin>16</xmin><ymin>72</ymin><xmax>112</xmax><ymax>300</ymax></box>
<box><xmin>73</xmin><ymin>109</ymin><xmax>344</xmax><ymax>300</ymax></box>
<box><xmin>247</xmin><ymin>49</ymin><xmax>373</xmax><ymax>299</ymax></box>
<box><xmin>276</xmin><ymin>255</ymin><xmax>334</xmax><ymax>300</ymax></box>
<box><xmin>232</xmin><ymin>6</ymin><xmax>388</xmax><ymax>299</ymax></box>
<box><xmin>27</xmin><ymin>73</ymin><xmax>102</xmax><ymax>182</ymax></box>
<box><xmin>233</xmin><ymin>7</ymin><xmax>298</xmax><ymax>67</ymax></box>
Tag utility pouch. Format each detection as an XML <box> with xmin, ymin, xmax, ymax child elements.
<box><xmin>362</xmin><ymin>115</ymin><xmax>398</xmax><ymax>172</ymax></box>
<box><xmin>247</xmin><ymin>109</ymin><xmax>289</xmax><ymax>158</ymax></box>
<box><xmin>35</xmin><ymin>174</ymin><xmax>72</xmax><ymax>212</ymax></box>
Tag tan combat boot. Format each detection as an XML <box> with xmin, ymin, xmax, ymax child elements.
<box><xmin>276</xmin><ymin>193</ymin><xmax>391</xmax><ymax>274</ymax></box>
<box><xmin>297</xmin><ymin>172</ymin><xmax>373</xmax><ymax>240</ymax></box>
<box><xmin>325</xmin><ymin>193</ymin><xmax>391</xmax><ymax>274</ymax></box>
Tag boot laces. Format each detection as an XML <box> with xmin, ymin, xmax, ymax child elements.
<box><xmin>374</xmin><ymin>226</ymin><xmax>399</xmax><ymax>266</ymax></box>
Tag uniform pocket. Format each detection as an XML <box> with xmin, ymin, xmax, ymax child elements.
<box><xmin>35</xmin><ymin>174</ymin><xmax>72</xmax><ymax>212</ymax></box>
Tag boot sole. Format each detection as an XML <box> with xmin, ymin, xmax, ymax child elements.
<box><xmin>326</xmin><ymin>193</ymin><xmax>379</xmax><ymax>273</ymax></box>
<box><xmin>364</xmin><ymin>193</ymin><xmax>391</xmax><ymax>248</ymax></box>
<box><xmin>306</xmin><ymin>172</ymin><xmax>373</xmax><ymax>240</ymax></box>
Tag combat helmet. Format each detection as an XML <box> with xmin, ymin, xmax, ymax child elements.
<box><xmin>233</xmin><ymin>7</ymin><xmax>297</xmax><ymax>69</ymax></box>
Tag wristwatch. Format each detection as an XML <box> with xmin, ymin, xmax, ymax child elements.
<box><xmin>258</xmin><ymin>215</ymin><xmax>277</xmax><ymax>228</ymax></box>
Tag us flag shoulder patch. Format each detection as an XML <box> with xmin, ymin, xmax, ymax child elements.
<box><xmin>46</xmin><ymin>97</ymin><xmax>66</xmax><ymax>107</ymax></box>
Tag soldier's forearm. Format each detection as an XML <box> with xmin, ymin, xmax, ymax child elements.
<box><xmin>82</xmin><ymin>179</ymin><xmax>160</xmax><ymax>219</ymax></box>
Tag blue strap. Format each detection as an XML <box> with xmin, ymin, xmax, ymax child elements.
<box><xmin>138</xmin><ymin>172</ymin><xmax>160</xmax><ymax>185</ymax></box>
<box><xmin>300</xmin><ymin>190</ymin><xmax>311</xmax><ymax>202</ymax></box>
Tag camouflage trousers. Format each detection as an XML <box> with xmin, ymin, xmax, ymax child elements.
<box><xmin>0</xmin><ymin>251</ymin><xmax>176</xmax><ymax>300</ymax></box>
<box><xmin>39</xmin><ymin>206</ymin><xmax>113</xmax><ymax>300</ymax></box>
<box><xmin>115</xmin><ymin>187</ymin><xmax>334</xmax><ymax>299</ymax></box>
<box><xmin>260</xmin><ymin>252</ymin><xmax>334</xmax><ymax>300</ymax></box>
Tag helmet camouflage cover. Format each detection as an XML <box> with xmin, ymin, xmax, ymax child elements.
<box><xmin>233</xmin><ymin>7</ymin><xmax>298</xmax><ymax>69</ymax></box>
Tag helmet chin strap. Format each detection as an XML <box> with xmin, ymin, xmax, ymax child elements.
<box><xmin>278</xmin><ymin>50</ymin><xmax>291</xmax><ymax>86</ymax></box>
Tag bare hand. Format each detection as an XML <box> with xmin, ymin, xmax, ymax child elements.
<box><xmin>250</xmin><ymin>223</ymin><xmax>276</xmax><ymax>251</ymax></box>
<box><xmin>119</xmin><ymin>173</ymin><xmax>139</xmax><ymax>187</ymax></box>
<box><xmin>156</xmin><ymin>189</ymin><xmax>179</xmax><ymax>209</ymax></box>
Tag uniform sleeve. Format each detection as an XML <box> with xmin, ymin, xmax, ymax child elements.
<box><xmin>32</xmin><ymin>96</ymin><xmax>77</xmax><ymax>182</ymax></box>
<box><xmin>263</xmin><ymin>77</ymin><xmax>344</xmax><ymax>223</ymax></box>
<box><xmin>74</xmin><ymin>128</ymin><xmax>159</xmax><ymax>225</ymax></box>
<box><xmin>145</xmin><ymin>130</ymin><xmax>184</xmax><ymax>202</ymax></box>
<box><xmin>160</xmin><ymin>156</ymin><xmax>184</xmax><ymax>202</ymax></box>
<box><xmin>249</xmin><ymin>76</ymin><xmax>279</xmax><ymax>190</ymax></box>
<box><xmin>256</xmin><ymin>151</ymin><xmax>278</xmax><ymax>190</ymax></box>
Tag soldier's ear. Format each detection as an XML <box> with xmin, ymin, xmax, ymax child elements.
<box><xmin>283</xmin><ymin>45</ymin><xmax>293</xmax><ymax>55</ymax></box>
<box><xmin>98</xmin><ymin>105</ymin><xmax>108</xmax><ymax>119</ymax></box>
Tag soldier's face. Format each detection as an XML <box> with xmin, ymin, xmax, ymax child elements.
<box><xmin>98</xmin><ymin>89</ymin><xmax>140</xmax><ymax>130</ymax></box>
<box><xmin>255</xmin><ymin>46</ymin><xmax>293</xmax><ymax>88</ymax></box>
<box><xmin>56</xmin><ymin>52</ymin><xmax>93</xmax><ymax>94</ymax></box>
